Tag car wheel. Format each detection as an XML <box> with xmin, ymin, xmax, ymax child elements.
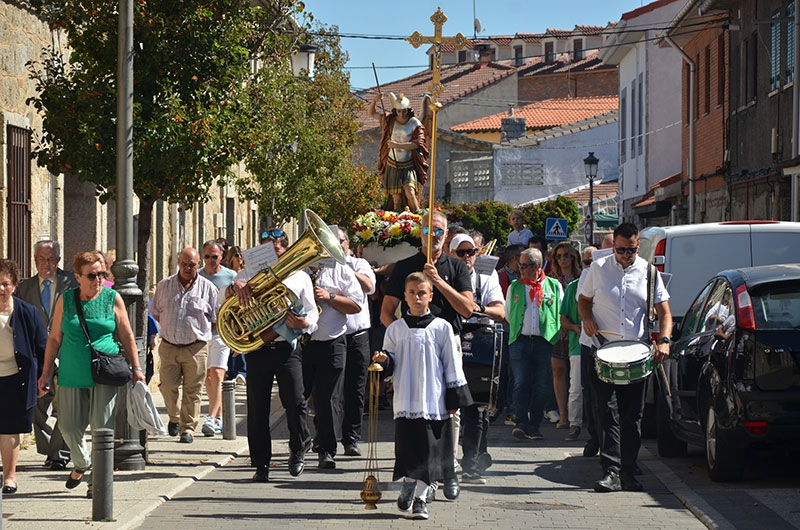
<box><xmin>655</xmin><ymin>374</ymin><xmax>687</xmax><ymax>457</ymax></box>
<box><xmin>705</xmin><ymin>405</ymin><xmax>745</xmax><ymax>482</ymax></box>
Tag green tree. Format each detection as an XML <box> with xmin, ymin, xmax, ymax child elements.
<box><xmin>26</xmin><ymin>0</ymin><xmax>304</xmax><ymax>327</ymax></box>
<box><xmin>520</xmin><ymin>196</ymin><xmax>581</xmax><ymax>237</ymax></box>
<box><xmin>447</xmin><ymin>201</ymin><xmax>514</xmax><ymax>244</ymax></box>
<box><xmin>237</xmin><ymin>22</ymin><xmax>382</xmax><ymax>228</ymax></box>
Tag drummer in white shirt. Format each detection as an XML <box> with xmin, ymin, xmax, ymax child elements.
<box><xmin>578</xmin><ymin>222</ymin><xmax>672</xmax><ymax>493</ymax></box>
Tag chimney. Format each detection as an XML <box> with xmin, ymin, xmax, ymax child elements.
<box><xmin>475</xmin><ymin>43</ymin><xmax>492</xmax><ymax>64</ymax></box>
<box><xmin>501</xmin><ymin>114</ymin><xmax>526</xmax><ymax>143</ymax></box>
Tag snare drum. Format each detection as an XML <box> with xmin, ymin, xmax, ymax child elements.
<box><xmin>594</xmin><ymin>340</ymin><xmax>653</xmax><ymax>385</ymax></box>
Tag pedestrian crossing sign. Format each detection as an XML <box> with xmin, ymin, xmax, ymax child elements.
<box><xmin>545</xmin><ymin>218</ymin><xmax>568</xmax><ymax>240</ymax></box>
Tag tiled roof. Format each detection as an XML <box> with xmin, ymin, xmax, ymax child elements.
<box><xmin>545</xmin><ymin>29</ymin><xmax>572</xmax><ymax>38</ymax></box>
<box><xmin>355</xmin><ymin>62</ymin><xmax>517</xmax><ymax>132</ymax></box>
<box><xmin>622</xmin><ymin>0</ymin><xmax>684</xmax><ymax>21</ymax></box>
<box><xmin>450</xmin><ymin>95</ymin><xmax>618</xmax><ymax>133</ymax></box>
<box><xmin>516</xmin><ymin>50</ymin><xmax>615</xmax><ymax>77</ymax></box>
<box><xmin>518</xmin><ymin>181</ymin><xmax>618</xmax><ymax>208</ymax></box>
<box><xmin>514</xmin><ymin>109</ymin><xmax>618</xmax><ymax>146</ymax></box>
<box><xmin>572</xmin><ymin>25</ymin><xmax>607</xmax><ymax>36</ymax></box>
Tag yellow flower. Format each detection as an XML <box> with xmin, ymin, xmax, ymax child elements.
<box><xmin>412</xmin><ymin>226</ymin><xmax>421</xmax><ymax>237</ymax></box>
<box><xmin>389</xmin><ymin>224</ymin><xmax>403</xmax><ymax>237</ymax></box>
<box><xmin>360</xmin><ymin>228</ymin><xmax>373</xmax><ymax>240</ymax></box>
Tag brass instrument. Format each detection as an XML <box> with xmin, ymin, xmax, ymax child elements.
<box><xmin>217</xmin><ymin>209</ymin><xmax>346</xmax><ymax>353</ymax></box>
<box><xmin>479</xmin><ymin>238</ymin><xmax>497</xmax><ymax>256</ymax></box>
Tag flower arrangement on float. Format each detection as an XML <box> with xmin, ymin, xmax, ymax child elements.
<box><xmin>350</xmin><ymin>209</ymin><xmax>423</xmax><ymax>266</ymax></box>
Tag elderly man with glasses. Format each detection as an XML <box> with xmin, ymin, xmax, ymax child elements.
<box><xmin>578</xmin><ymin>222</ymin><xmax>672</xmax><ymax>493</ymax></box>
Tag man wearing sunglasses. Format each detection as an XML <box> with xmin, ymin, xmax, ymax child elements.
<box><xmin>450</xmin><ymin>234</ymin><xmax>505</xmax><ymax>484</ymax></box>
<box><xmin>198</xmin><ymin>240</ymin><xmax>237</xmax><ymax>437</ymax></box>
<box><xmin>381</xmin><ymin>209</ymin><xmax>473</xmax><ymax>500</ymax></box>
<box><xmin>578</xmin><ymin>223</ymin><xmax>672</xmax><ymax>493</ymax></box>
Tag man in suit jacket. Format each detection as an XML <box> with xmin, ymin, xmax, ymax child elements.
<box><xmin>16</xmin><ymin>240</ymin><xmax>78</xmax><ymax>470</ymax></box>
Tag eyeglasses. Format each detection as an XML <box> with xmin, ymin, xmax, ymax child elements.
<box><xmin>260</xmin><ymin>229</ymin><xmax>284</xmax><ymax>240</ymax></box>
<box><xmin>84</xmin><ymin>271</ymin><xmax>108</xmax><ymax>281</ymax></box>
<box><xmin>455</xmin><ymin>248</ymin><xmax>478</xmax><ymax>257</ymax></box>
<box><xmin>555</xmin><ymin>253</ymin><xmax>571</xmax><ymax>260</ymax></box>
<box><xmin>233</xmin><ymin>253</ymin><xmax>243</xmax><ymax>259</ymax></box>
<box><xmin>519</xmin><ymin>262</ymin><xmax>536</xmax><ymax>269</ymax></box>
<box><xmin>422</xmin><ymin>227</ymin><xmax>445</xmax><ymax>237</ymax></box>
<box><xmin>582</xmin><ymin>259</ymin><xmax>593</xmax><ymax>265</ymax></box>
<box><xmin>204</xmin><ymin>255</ymin><xmax>220</xmax><ymax>260</ymax></box>
<box><xmin>615</xmin><ymin>246</ymin><xmax>639</xmax><ymax>255</ymax></box>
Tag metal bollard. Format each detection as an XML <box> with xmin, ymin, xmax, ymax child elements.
<box><xmin>92</xmin><ymin>428</ymin><xmax>115</xmax><ymax>521</ymax></box>
<box><xmin>222</xmin><ymin>380</ymin><xmax>237</xmax><ymax>440</ymax></box>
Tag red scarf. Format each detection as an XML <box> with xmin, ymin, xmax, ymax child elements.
<box><xmin>520</xmin><ymin>269</ymin><xmax>546</xmax><ymax>307</ymax></box>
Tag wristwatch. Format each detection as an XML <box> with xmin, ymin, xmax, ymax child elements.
<box><xmin>329</xmin><ymin>292</ymin><xmax>336</xmax><ymax>302</ymax></box>
<box><xmin>660</xmin><ymin>336</ymin><xmax>672</xmax><ymax>345</ymax></box>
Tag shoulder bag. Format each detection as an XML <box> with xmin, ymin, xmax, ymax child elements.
<box><xmin>73</xmin><ymin>291</ymin><xmax>132</xmax><ymax>386</ymax></box>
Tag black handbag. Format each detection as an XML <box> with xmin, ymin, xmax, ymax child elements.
<box><xmin>73</xmin><ymin>291</ymin><xmax>132</xmax><ymax>386</ymax></box>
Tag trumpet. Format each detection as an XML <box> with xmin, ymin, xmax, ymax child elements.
<box><xmin>479</xmin><ymin>238</ymin><xmax>497</xmax><ymax>256</ymax></box>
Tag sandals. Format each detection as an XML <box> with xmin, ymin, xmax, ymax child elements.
<box><xmin>66</xmin><ymin>470</ymin><xmax>84</xmax><ymax>489</ymax></box>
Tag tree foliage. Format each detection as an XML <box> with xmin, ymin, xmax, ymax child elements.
<box><xmin>446</xmin><ymin>201</ymin><xmax>514</xmax><ymax>244</ymax></box>
<box><xmin>520</xmin><ymin>196</ymin><xmax>582</xmax><ymax>237</ymax></box>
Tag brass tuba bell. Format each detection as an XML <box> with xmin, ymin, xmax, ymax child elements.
<box><xmin>217</xmin><ymin>209</ymin><xmax>346</xmax><ymax>353</ymax></box>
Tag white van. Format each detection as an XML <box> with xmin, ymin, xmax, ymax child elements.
<box><xmin>638</xmin><ymin>221</ymin><xmax>800</xmax><ymax>321</ymax></box>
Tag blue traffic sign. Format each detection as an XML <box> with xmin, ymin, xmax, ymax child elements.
<box><xmin>545</xmin><ymin>218</ymin><xmax>568</xmax><ymax>241</ymax></box>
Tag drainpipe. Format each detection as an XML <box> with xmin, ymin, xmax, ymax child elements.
<box><xmin>664</xmin><ymin>35</ymin><xmax>695</xmax><ymax>224</ymax></box>
<box><xmin>793</xmin><ymin>4</ymin><xmax>800</xmax><ymax>221</ymax></box>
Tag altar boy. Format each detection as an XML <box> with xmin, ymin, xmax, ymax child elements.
<box><xmin>373</xmin><ymin>272</ymin><xmax>472</xmax><ymax>520</ymax></box>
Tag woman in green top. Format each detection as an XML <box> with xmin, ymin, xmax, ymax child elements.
<box><xmin>37</xmin><ymin>251</ymin><xmax>145</xmax><ymax>499</ymax></box>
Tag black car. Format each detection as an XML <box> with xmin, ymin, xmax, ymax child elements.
<box><xmin>655</xmin><ymin>264</ymin><xmax>800</xmax><ymax>481</ymax></box>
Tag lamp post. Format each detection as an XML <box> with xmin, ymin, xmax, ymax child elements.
<box><xmin>290</xmin><ymin>44</ymin><xmax>317</xmax><ymax>78</ymax></box>
<box><xmin>584</xmin><ymin>152</ymin><xmax>599</xmax><ymax>245</ymax></box>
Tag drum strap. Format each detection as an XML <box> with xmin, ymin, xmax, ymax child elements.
<box><xmin>646</xmin><ymin>264</ymin><xmax>657</xmax><ymax>331</ymax></box>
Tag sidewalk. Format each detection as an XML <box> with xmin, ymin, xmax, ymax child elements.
<box><xmin>1</xmin><ymin>383</ymin><xmax>269</xmax><ymax>530</ymax></box>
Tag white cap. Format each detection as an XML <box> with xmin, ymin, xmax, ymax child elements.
<box><xmin>449</xmin><ymin>234</ymin><xmax>476</xmax><ymax>251</ymax></box>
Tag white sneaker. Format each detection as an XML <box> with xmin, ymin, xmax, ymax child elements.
<box><xmin>201</xmin><ymin>416</ymin><xmax>216</xmax><ymax>437</ymax></box>
<box><xmin>544</xmin><ymin>410</ymin><xmax>560</xmax><ymax>423</ymax></box>
<box><xmin>214</xmin><ymin>417</ymin><xmax>223</xmax><ymax>435</ymax></box>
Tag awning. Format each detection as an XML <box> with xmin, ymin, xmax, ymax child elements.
<box><xmin>594</xmin><ymin>213</ymin><xmax>619</xmax><ymax>228</ymax></box>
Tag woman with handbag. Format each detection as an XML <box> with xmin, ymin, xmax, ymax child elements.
<box><xmin>0</xmin><ymin>259</ymin><xmax>47</xmax><ymax>494</ymax></box>
<box><xmin>37</xmin><ymin>251</ymin><xmax>144</xmax><ymax>499</ymax></box>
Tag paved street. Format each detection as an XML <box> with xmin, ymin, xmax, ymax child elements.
<box><xmin>138</xmin><ymin>409</ymin><xmax>707</xmax><ymax>530</ymax></box>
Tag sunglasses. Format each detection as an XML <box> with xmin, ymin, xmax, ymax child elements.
<box><xmin>615</xmin><ymin>246</ymin><xmax>639</xmax><ymax>255</ymax></box>
<box><xmin>233</xmin><ymin>253</ymin><xmax>243</xmax><ymax>259</ymax></box>
<box><xmin>455</xmin><ymin>248</ymin><xmax>478</xmax><ymax>257</ymax></box>
<box><xmin>582</xmin><ymin>259</ymin><xmax>593</xmax><ymax>265</ymax></box>
<box><xmin>261</xmin><ymin>229</ymin><xmax>284</xmax><ymax>240</ymax></box>
<box><xmin>204</xmin><ymin>254</ymin><xmax>220</xmax><ymax>260</ymax></box>
<box><xmin>84</xmin><ymin>271</ymin><xmax>108</xmax><ymax>281</ymax></box>
<box><xmin>422</xmin><ymin>227</ymin><xmax>445</xmax><ymax>237</ymax></box>
<box><xmin>555</xmin><ymin>253</ymin><xmax>572</xmax><ymax>260</ymax></box>
<box><xmin>519</xmin><ymin>262</ymin><xmax>536</xmax><ymax>269</ymax></box>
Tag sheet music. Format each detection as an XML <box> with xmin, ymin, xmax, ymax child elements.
<box><xmin>243</xmin><ymin>243</ymin><xmax>279</xmax><ymax>278</ymax></box>
<box><xmin>474</xmin><ymin>255</ymin><xmax>499</xmax><ymax>276</ymax></box>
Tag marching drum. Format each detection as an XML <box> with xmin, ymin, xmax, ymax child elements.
<box><xmin>460</xmin><ymin>323</ymin><xmax>503</xmax><ymax>407</ymax></box>
<box><xmin>594</xmin><ymin>340</ymin><xmax>653</xmax><ymax>385</ymax></box>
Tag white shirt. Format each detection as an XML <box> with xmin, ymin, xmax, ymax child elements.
<box><xmin>234</xmin><ymin>268</ymin><xmax>319</xmax><ymax>339</ymax></box>
<box><xmin>507</xmin><ymin>228</ymin><xmax>533</xmax><ymax>247</ymax></box>
<box><xmin>345</xmin><ymin>255</ymin><xmax>376</xmax><ymax>334</ymax></box>
<box><xmin>465</xmin><ymin>269</ymin><xmax>504</xmax><ymax>325</ymax></box>
<box><xmin>506</xmin><ymin>280</ymin><xmax>563</xmax><ymax>337</ymax></box>
<box><xmin>309</xmin><ymin>262</ymin><xmax>364</xmax><ymax>341</ymax></box>
<box><xmin>578</xmin><ymin>254</ymin><xmax>669</xmax><ymax>343</ymax></box>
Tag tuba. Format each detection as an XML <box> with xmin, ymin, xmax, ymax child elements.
<box><xmin>217</xmin><ymin>209</ymin><xmax>346</xmax><ymax>353</ymax></box>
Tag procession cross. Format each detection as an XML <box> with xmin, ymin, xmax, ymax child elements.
<box><xmin>407</xmin><ymin>7</ymin><xmax>467</xmax><ymax>260</ymax></box>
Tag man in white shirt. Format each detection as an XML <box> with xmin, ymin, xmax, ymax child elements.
<box><xmin>579</xmin><ymin>222</ymin><xmax>672</xmax><ymax>493</ymax></box>
<box><xmin>303</xmin><ymin>258</ymin><xmax>364</xmax><ymax>469</ymax></box>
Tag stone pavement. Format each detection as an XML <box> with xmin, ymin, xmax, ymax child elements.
<box><xmin>139</xmin><ymin>407</ymin><xmax>710</xmax><ymax>530</ymax></box>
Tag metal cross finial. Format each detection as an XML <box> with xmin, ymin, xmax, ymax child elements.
<box><xmin>407</xmin><ymin>7</ymin><xmax>467</xmax><ymax>103</ymax></box>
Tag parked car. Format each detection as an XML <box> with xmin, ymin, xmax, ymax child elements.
<box><xmin>654</xmin><ymin>264</ymin><xmax>800</xmax><ymax>481</ymax></box>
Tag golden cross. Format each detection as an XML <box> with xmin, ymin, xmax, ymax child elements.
<box><xmin>407</xmin><ymin>7</ymin><xmax>467</xmax><ymax>102</ymax></box>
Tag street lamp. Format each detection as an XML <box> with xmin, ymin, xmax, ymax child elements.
<box><xmin>584</xmin><ymin>151</ymin><xmax>599</xmax><ymax>244</ymax></box>
<box><xmin>290</xmin><ymin>44</ymin><xmax>317</xmax><ymax>78</ymax></box>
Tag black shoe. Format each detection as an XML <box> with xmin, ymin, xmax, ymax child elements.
<box><xmin>86</xmin><ymin>485</ymin><xmax>93</xmax><ymax>499</ymax></box>
<box><xmin>168</xmin><ymin>421</ymin><xmax>179</xmax><ymax>437</ymax></box>
<box><xmin>253</xmin><ymin>466</ymin><xmax>269</xmax><ymax>482</ymax></box>
<box><xmin>620</xmin><ymin>474</ymin><xmax>644</xmax><ymax>492</ymax></box>
<box><xmin>476</xmin><ymin>452</ymin><xmax>493</xmax><ymax>473</ymax></box>
<box><xmin>289</xmin><ymin>460</ymin><xmax>305</xmax><ymax>477</ymax></box>
<box><xmin>343</xmin><ymin>443</ymin><xmax>361</xmax><ymax>456</ymax></box>
<box><xmin>179</xmin><ymin>432</ymin><xmax>194</xmax><ymax>444</ymax></box>
<box><xmin>583</xmin><ymin>440</ymin><xmax>599</xmax><ymax>457</ymax></box>
<box><xmin>49</xmin><ymin>460</ymin><xmax>67</xmax><ymax>471</ymax></box>
<box><xmin>411</xmin><ymin>498</ymin><xmax>429</xmax><ymax>520</ymax></box>
<box><xmin>318</xmin><ymin>452</ymin><xmax>336</xmax><ymax>469</ymax></box>
<box><xmin>443</xmin><ymin>477</ymin><xmax>459</xmax><ymax>500</ymax></box>
<box><xmin>512</xmin><ymin>427</ymin><xmax>528</xmax><ymax>440</ymax></box>
<box><xmin>397</xmin><ymin>481</ymin><xmax>414</xmax><ymax>512</ymax></box>
<box><xmin>65</xmin><ymin>470</ymin><xmax>84</xmax><ymax>489</ymax></box>
<box><xmin>2</xmin><ymin>483</ymin><xmax>17</xmax><ymax>494</ymax></box>
<box><xmin>593</xmin><ymin>471</ymin><xmax>621</xmax><ymax>493</ymax></box>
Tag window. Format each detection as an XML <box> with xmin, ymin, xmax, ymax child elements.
<box><xmin>742</xmin><ymin>32</ymin><xmax>758</xmax><ymax>102</ymax></box>
<box><xmin>771</xmin><ymin>10</ymin><xmax>782</xmax><ymax>91</ymax></box>
<box><xmin>573</xmin><ymin>39</ymin><xmax>584</xmax><ymax>60</ymax></box>
<box><xmin>695</xmin><ymin>53</ymin><xmax>701</xmax><ymax>118</ymax></box>
<box><xmin>684</xmin><ymin>62</ymin><xmax>691</xmax><ymax>123</ymax></box>
<box><xmin>680</xmin><ymin>281</ymin><xmax>717</xmax><ymax>337</ymax></box>
<box><xmin>788</xmin><ymin>2</ymin><xmax>796</xmax><ymax>84</ymax></box>
<box><xmin>620</xmin><ymin>87</ymin><xmax>627</xmax><ymax>163</ymax></box>
<box><xmin>630</xmin><ymin>80</ymin><xmax>636</xmax><ymax>159</ymax></box>
<box><xmin>458</xmin><ymin>50</ymin><xmax>469</xmax><ymax>63</ymax></box>
<box><xmin>544</xmin><ymin>42</ymin><xmax>554</xmax><ymax>62</ymax></box>
<box><xmin>6</xmin><ymin>124</ymin><xmax>32</xmax><ymax>276</ymax></box>
<box><xmin>704</xmin><ymin>46</ymin><xmax>712</xmax><ymax>113</ymax></box>
<box><xmin>514</xmin><ymin>45</ymin><xmax>523</xmax><ymax>66</ymax></box>
<box><xmin>638</xmin><ymin>73</ymin><xmax>644</xmax><ymax>155</ymax></box>
<box><xmin>717</xmin><ymin>34</ymin><xmax>725</xmax><ymax>106</ymax></box>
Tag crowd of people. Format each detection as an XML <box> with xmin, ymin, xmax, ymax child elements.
<box><xmin>0</xmin><ymin>211</ymin><xmax>672</xmax><ymax>521</ymax></box>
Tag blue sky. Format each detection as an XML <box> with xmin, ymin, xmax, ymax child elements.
<box><xmin>301</xmin><ymin>0</ymin><xmax>651</xmax><ymax>91</ymax></box>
